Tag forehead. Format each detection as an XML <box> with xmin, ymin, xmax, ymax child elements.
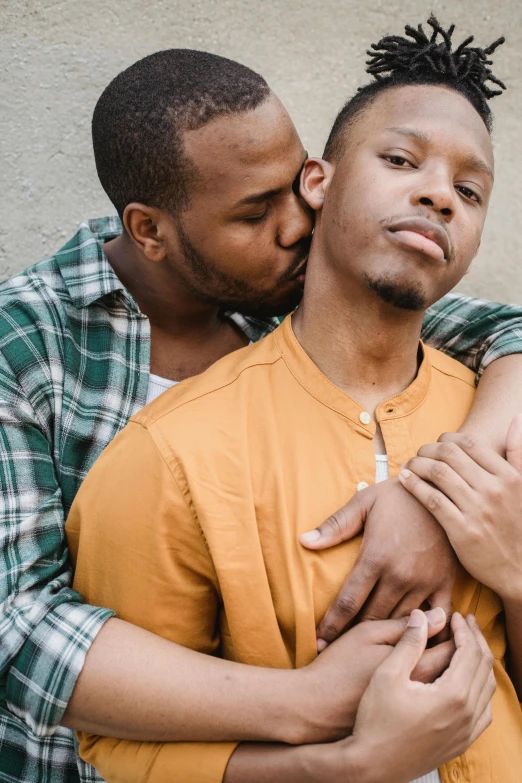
<box><xmin>349</xmin><ymin>84</ymin><xmax>493</xmax><ymax>166</ymax></box>
<box><xmin>181</xmin><ymin>93</ymin><xmax>305</xmax><ymax>202</ymax></box>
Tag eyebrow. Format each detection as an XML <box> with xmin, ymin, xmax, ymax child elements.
<box><xmin>232</xmin><ymin>153</ymin><xmax>309</xmax><ymax>208</ymax></box>
<box><xmin>384</xmin><ymin>126</ymin><xmax>494</xmax><ymax>182</ymax></box>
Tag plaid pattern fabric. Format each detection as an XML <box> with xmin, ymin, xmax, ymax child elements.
<box><xmin>0</xmin><ymin>217</ymin><xmax>278</xmax><ymax>783</ymax></box>
<box><xmin>0</xmin><ymin>216</ymin><xmax>521</xmax><ymax>783</ymax></box>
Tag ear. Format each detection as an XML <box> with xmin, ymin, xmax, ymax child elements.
<box><xmin>464</xmin><ymin>239</ymin><xmax>481</xmax><ymax>275</ymax></box>
<box><xmin>300</xmin><ymin>158</ymin><xmax>334</xmax><ymax>212</ymax></box>
<box><xmin>122</xmin><ymin>203</ymin><xmax>168</xmax><ymax>263</ymax></box>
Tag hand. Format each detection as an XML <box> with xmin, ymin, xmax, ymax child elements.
<box><xmin>318</xmin><ymin>610</ymin><xmax>495</xmax><ymax>783</ymax></box>
<box><xmin>300</xmin><ymin>478</ymin><xmax>457</xmax><ymax>647</ymax></box>
<box><xmin>297</xmin><ymin>607</ymin><xmax>453</xmax><ymax>743</ymax></box>
<box><xmin>399</xmin><ymin>415</ymin><xmax>522</xmax><ymax>603</ymax></box>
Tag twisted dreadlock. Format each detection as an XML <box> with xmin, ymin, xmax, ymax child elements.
<box><xmin>324</xmin><ymin>16</ymin><xmax>506</xmax><ymax>160</ymax></box>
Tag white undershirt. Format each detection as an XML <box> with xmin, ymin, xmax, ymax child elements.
<box><xmin>142</xmin><ymin>385</ymin><xmax>442</xmax><ymax>783</ymax></box>
<box><xmin>375</xmin><ymin>456</ymin><xmax>441</xmax><ymax>783</ymax></box>
<box><xmin>145</xmin><ymin>373</ymin><xmax>179</xmax><ymax>405</ymax></box>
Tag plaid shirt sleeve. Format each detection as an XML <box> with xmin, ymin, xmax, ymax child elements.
<box><xmin>0</xmin><ymin>351</ymin><xmax>113</xmax><ymax>738</ymax></box>
<box><xmin>421</xmin><ymin>292</ymin><xmax>522</xmax><ymax>380</ymax></box>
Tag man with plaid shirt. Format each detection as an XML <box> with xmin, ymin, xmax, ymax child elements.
<box><xmin>2</xmin><ymin>51</ymin><xmax>522</xmax><ymax>783</ymax></box>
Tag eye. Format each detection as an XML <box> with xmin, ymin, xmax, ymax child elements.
<box><xmin>383</xmin><ymin>155</ymin><xmax>414</xmax><ymax>168</ymax></box>
<box><xmin>244</xmin><ymin>208</ymin><xmax>269</xmax><ymax>223</ymax></box>
<box><xmin>456</xmin><ymin>185</ymin><xmax>482</xmax><ymax>204</ymax></box>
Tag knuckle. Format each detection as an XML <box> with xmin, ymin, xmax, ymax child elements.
<box><xmin>426</xmin><ymin>492</ymin><xmax>441</xmax><ymax>512</ymax></box>
<box><xmin>335</xmin><ymin>594</ymin><xmax>360</xmax><ymax>619</ymax></box>
<box><xmin>360</xmin><ymin>553</ymin><xmax>382</xmax><ymax>577</ymax></box>
<box><xmin>439</xmin><ymin>441</ymin><xmax>459</xmax><ymax>460</ymax></box>
<box><xmin>485</xmin><ymin>484</ymin><xmax>502</xmax><ymax>505</ymax></box>
<box><xmin>388</xmin><ymin>570</ymin><xmax>410</xmax><ymax>591</ymax></box>
<box><xmin>432</xmin><ymin>461</ymin><xmax>449</xmax><ymax>481</ymax></box>
<box><xmin>458</xmin><ymin>433</ymin><xmax>477</xmax><ymax>451</ymax></box>
<box><xmin>319</xmin><ymin>621</ymin><xmax>341</xmax><ymax>640</ymax></box>
<box><xmin>323</xmin><ymin>512</ymin><xmax>345</xmax><ymax>538</ymax></box>
<box><xmin>451</xmin><ymin>686</ymin><xmax>469</xmax><ymax>711</ymax></box>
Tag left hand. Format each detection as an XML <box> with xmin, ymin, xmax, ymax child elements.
<box><xmin>300</xmin><ymin>477</ymin><xmax>457</xmax><ymax>648</ymax></box>
<box><xmin>398</xmin><ymin>414</ymin><xmax>522</xmax><ymax>603</ymax></box>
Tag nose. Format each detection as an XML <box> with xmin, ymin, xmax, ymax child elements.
<box><xmin>278</xmin><ymin>194</ymin><xmax>314</xmax><ymax>248</ymax></box>
<box><xmin>410</xmin><ymin>171</ymin><xmax>456</xmax><ymax>221</ymax></box>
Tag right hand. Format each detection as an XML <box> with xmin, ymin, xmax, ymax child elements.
<box><xmin>299</xmin><ymin>607</ymin><xmax>453</xmax><ymax>743</ymax></box>
<box><xmin>328</xmin><ymin>610</ymin><xmax>495</xmax><ymax>783</ymax></box>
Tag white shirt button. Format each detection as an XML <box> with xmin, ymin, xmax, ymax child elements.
<box><xmin>357</xmin><ymin>481</ymin><xmax>370</xmax><ymax>491</ymax></box>
<box><xmin>359</xmin><ymin>411</ymin><xmax>372</xmax><ymax>425</ymax></box>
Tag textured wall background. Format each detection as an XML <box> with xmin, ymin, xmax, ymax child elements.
<box><xmin>1</xmin><ymin>0</ymin><xmax>521</xmax><ymax>301</ymax></box>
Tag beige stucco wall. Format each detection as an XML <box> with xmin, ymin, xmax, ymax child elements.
<box><xmin>1</xmin><ymin>0</ymin><xmax>521</xmax><ymax>301</ymax></box>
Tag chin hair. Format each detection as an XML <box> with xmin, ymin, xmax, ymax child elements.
<box><xmin>365</xmin><ymin>273</ymin><xmax>427</xmax><ymax>312</ymax></box>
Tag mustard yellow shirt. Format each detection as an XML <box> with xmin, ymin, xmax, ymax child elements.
<box><xmin>67</xmin><ymin>316</ymin><xmax>522</xmax><ymax>783</ymax></box>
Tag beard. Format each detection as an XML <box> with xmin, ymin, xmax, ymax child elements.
<box><xmin>174</xmin><ymin>221</ymin><xmax>309</xmax><ymax>318</ymax></box>
<box><xmin>364</xmin><ymin>272</ymin><xmax>427</xmax><ymax>312</ymax></box>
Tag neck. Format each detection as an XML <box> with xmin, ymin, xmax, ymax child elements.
<box><xmin>104</xmin><ymin>233</ymin><xmax>225</xmax><ymax>337</ymax></box>
<box><xmin>292</xmin><ymin>257</ymin><xmax>425</xmax><ymax>414</ymax></box>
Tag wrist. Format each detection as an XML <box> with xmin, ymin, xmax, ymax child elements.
<box><xmin>302</xmin><ymin>737</ymin><xmax>374</xmax><ymax>783</ymax></box>
<box><xmin>288</xmin><ymin>665</ymin><xmax>356</xmax><ymax>745</ymax></box>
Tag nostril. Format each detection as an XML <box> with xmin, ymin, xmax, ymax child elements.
<box><xmin>419</xmin><ymin>197</ymin><xmax>433</xmax><ymax>206</ymax></box>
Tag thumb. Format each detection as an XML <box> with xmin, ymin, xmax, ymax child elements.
<box><xmin>300</xmin><ymin>487</ymin><xmax>375</xmax><ymax>550</ymax></box>
<box><xmin>381</xmin><ymin>609</ymin><xmax>429</xmax><ymax>678</ymax></box>
<box><xmin>506</xmin><ymin>414</ymin><xmax>522</xmax><ymax>474</ymax></box>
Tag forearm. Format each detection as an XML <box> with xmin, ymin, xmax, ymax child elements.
<box><xmin>503</xmin><ymin>597</ymin><xmax>522</xmax><ymax>700</ymax></box>
<box><xmin>223</xmin><ymin>741</ymin><xmax>359</xmax><ymax>783</ymax></box>
<box><xmin>458</xmin><ymin>355</ymin><xmax>522</xmax><ymax>455</ymax></box>
<box><xmin>62</xmin><ymin>617</ymin><xmax>313</xmax><ymax>744</ymax></box>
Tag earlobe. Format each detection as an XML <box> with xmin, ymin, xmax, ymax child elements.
<box><xmin>300</xmin><ymin>158</ymin><xmax>334</xmax><ymax>212</ymax></box>
<box><xmin>123</xmin><ymin>204</ymin><xmax>166</xmax><ymax>263</ymax></box>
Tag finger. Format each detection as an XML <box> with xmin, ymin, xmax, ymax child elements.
<box><xmin>316</xmin><ymin>556</ymin><xmax>380</xmax><ymax>647</ymax></box>
<box><xmin>398</xmin><ymin>469</ymin><xmax>466</xmax><ymax>544</ymax></box>
<box><xmin>469</xmin><ymin>701</ymin><xmax>493</xmax><ymax>746</ymax></box>
<box><xmin>411</xmin><ymin>639</ymin><xmax>455</xmax><ymax>683</ymax></box>
<box><xmin>426</xmin><ymin>587</ymin><xmax>454</xmax><ymax>642</ymax></box>
<box><xmin>440</xmin><ymin>614</ymin><xmax>483</xmax><ymax>690</ymax></box>
<box><xmin>472</xmin><ymin>669</ymin><xmax>496</xmax><ymax>727</ymax></box>
<box><xmin>506</xmin><ymin>414</ymin><xmax>522</xmax><ymax>473</ymax></box>
<box><xmin>415</xmin><ymin>440</ymin><xmax>491</xmax><ymax>491</ymax></box>
<box><xmin>438</xmin><ymin>432</ymin><xmax>510</xmax><ymax>476</ymax></box>
<box><xmin>465</xmin><ymin>615</ymin><xmax>495</xmax><ymax>711</ymax></box>
<box><xmin>403</xmin><ymin>456</ymin><xmax>475</xmax><ymax>511</ymax></box>
<box><xmin>300</xmin><ymin>488</ymin><xmax>375</xmax><ymax>549</ymax></box>
<box><xmin>378</xmin><ymin>609</ymin><xmax>429</xmax><ymax>679</ymax></box>
<box><xmin>359</xmin><ymin>581</ymin><xmax>410</xmax><ymax>623</ymax></box>
<box><xmin>389</xmin><ymin>590</ymin><xmax>430</xmax><ymax>620</ymax></box>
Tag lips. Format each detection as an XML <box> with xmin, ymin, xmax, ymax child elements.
<box><xmin>386</xmin><ymin>217</ymin><xmax>451</xmax><ymax>262</ymax></box>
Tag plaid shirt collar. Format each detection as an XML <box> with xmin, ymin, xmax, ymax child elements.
<box><xmin>58</xmin><ymin>216</ymin><xmax>131</xmax><ymax>310</ymax></box>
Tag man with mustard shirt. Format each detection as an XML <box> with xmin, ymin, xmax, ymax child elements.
<box><xmin>67</xmin><ymin>18</ymin><xmax>522</xmax><ymax>783</ymax></box>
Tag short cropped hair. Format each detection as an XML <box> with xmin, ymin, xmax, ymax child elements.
<box><xmin>92</xmin><ymin>49</ymin><xmax>270</xmax><ymax>218</ymax></box>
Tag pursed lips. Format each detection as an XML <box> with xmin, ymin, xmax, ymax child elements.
<box><xmin>385</xmin><ymin>217</ymin><xmax>451</xmax><ymax>262</ymax></box>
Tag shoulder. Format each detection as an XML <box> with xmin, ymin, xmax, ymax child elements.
<box><xmin>134</xmin><ymin>330</ymin><xmax>283</xmax><ymax>430</ymax></box>
<box><xmin>425</xmin><ymin>344</ymin><xmax>476</xmax><ymax>388</ymax></box>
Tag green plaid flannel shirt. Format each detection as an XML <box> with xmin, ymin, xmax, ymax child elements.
<box><xmin>0</xmin><ymin>216</ymin><xmax>521</xmax><ymax>783</ymax></box>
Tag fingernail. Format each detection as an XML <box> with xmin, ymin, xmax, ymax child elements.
<box><xmin>400</xmin><ymin>469</ymin><xmax>411</xmax><ymax>480</ymax></box>
<box><xmin>425</xmin><ymin>607</ymin><xmax>446</xmax><ymax>626</ymax></box>
<box><xmin>316</xmin><ymin>638</ymin><xmax>328</xmax><ymax>652</ymax></box>
<box><xmin>300</xmin><ymin>530</ymin><xmax>321</xmax><ymax>544</ymax></box>
<box><xmin>407</xmin><ymin>609</ymin><xmax>424</xmax><ymax>627</ymax></box>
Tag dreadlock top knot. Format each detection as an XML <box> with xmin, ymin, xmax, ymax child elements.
<box><xmin>366</xmin><ymin>15</ymin><xmax>506</xmax><ymax>101</ymax></box>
